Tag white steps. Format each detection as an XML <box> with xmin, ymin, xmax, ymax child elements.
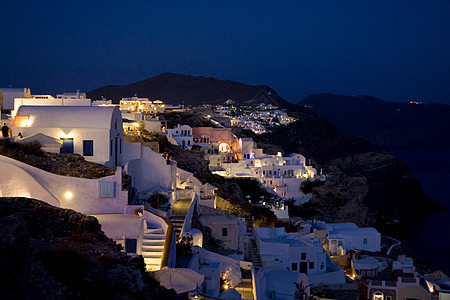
<box><xmin>142</xmin><ymin>226</ymin><xmax>166</xmax><ymax>271</ymax></box>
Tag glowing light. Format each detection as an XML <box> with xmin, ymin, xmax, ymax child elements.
<box><xmin>224</xmin><ymin>284</ymin><xmax>229</xmax><ymax>289</ymax></box>
<box><xmin>64</xmin><ymin>191</ymin><xmax>73</xmax><ymax>200</ymax></box>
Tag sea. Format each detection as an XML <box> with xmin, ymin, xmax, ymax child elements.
<box><xmin>383</xmin><ymin>146</ymin><xmax>450</xmax><ymax>276</ymax></box>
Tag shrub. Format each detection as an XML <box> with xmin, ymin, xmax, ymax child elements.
<box><xmin>146</xmin><ymin>192</ymin><xmax>168</xmax><ymax>209</ymax></box>
<box><xmin>18</xmin><ymin>140</ymin><xmax>44</xmax><ymax>156</ymax></box>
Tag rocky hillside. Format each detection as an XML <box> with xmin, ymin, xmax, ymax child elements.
<box><xmin>258</xmin><ymin>112</ymin><xmax>442</xmax><ymax>237</ymax></box>
<box><xmin>298</xmin><ymin>93</ymin><xmax>450</xmax><ymax>146</ymax></box>
<box><xmin>0</xmin><ymin>141</ymin><xmax>131</xmax><ymax>190</ymax></box>
<box><xmin>87</xmin><ymin>72</ymin><xmax>300</xmax><ymax>110</ymax></box>
<box><xmin>0</xmin><ymin>197</ymin><xmax>175</xmax><ymax>299</ymax></box>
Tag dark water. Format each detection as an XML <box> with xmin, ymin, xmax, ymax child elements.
<box><xmin>384</xmin><ymin>146</ymin><xmax>450</xmax><ymax>275</ymax></box>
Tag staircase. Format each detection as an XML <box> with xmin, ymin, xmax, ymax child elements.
<box><xmin>170</xmin><ymin>215</ymin><xmax>185</xmax><ymax>240</ymax></box>
<box><xmin>141</xmin><ymin>225</ymin><xmax>166</xmax><ymax>271</ymax></box>
<box><xmin>169</xmin><ymin>198</ymin><xmax>192</xmax><ymax>240</ymax></box>
<box><xmin>250</xmin><ymin>238</ymin><xmax>262</xmax><ymax>267</ymax></box>
<box><xmin>236</xmin><ymin>268</ymin><xmax>254</xmax><ymax>300</ymax></box>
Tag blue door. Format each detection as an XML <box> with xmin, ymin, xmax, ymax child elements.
<box><xmin>60</xmin><ymin>138</ymin><xmax>74</xmax><ymax>153</ymax></box>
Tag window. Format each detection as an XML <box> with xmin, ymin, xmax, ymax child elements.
<box><xmin>309</xmin><ymin>262</ymin><xmax>314</xmax><ymax>269</ymax></box>
<box><xmin>301</xmin><ymin>253</ymin><xmax>306</xmax><ymax>260</ymax></box>
<box><xmin>363</xmin><ymin>238</ymin><xmax>368</xmax><ymax>245</ymax></box>
<box><xmin>98</xmin><ymin>181</ymin><xmax>115</xmax><ymax>198</ymax></box>
<box><xmin>222</xmin><ymin>228</ymin><xmax>228</xmax><ymax>236</ymax></box>
<box><xmin>60</xmin><ymin>138</ymin><xmax>74</xmax><ymax>154</ymax></box>
<box><xmin>110</xmin><ymin>139</ymin><xmax>113</xmax><ymax>157</ymax></box>
<box><xmin>291</xmin><ymin>263</ymin><xmax>298</xmax><ymax>271</ymax></box>
<box><xmin>373</xmin><ymin>292</ymin><xmax>384</xmax><ymax>300</ymax></box>
<box><xmin>386</xmin><ymin>297</ymin><xmax>392</xmax><ymax>300</ymax></box>
<box><xmin>83</xmin><ymin>140</ymin><xmax>93</xmax><ymax>156</ymax></box>
<box><xmin>320</xmin><ymin>262</ymin><xmax>324</xmax><ymax>270</ymax></box>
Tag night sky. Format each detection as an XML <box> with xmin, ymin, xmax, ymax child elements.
<box><xmin>1</xmin><ymin>1</ymin><xmax>449</xmax><ymax>104</ymax></box>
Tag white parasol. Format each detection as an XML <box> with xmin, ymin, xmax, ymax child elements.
<box><xmin>154</xmin><ymin>267</ymin><xmax>204</xmax><ymax>294</ymax></box>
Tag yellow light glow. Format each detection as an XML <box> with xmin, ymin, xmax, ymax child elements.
<box><xmin>60</xmin><ymin>129</ymin><xmax>73</xmax><ymax>138</ymax></box>
<box><xmin>224</xmin><ymin>284</ymin><xmax>229</xmax><ymax>289</ymax></box>
<box><xmin>64</xmin><ymin>191</ymin><xmax>73</xmax><ymax>200</ymax></box>
<box><xmin>19</xmin><ymin>192</ymin><xmax>31</xmax><ymax>198</ymax></box>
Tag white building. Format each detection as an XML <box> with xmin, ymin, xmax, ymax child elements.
<box><xmin>367</xmin><ymin>256</ymin><xmax>433</xmax><ymax>300</ymax></box>
<box><xmin>0</xmin><ymin>87</ymin><xmax>31</xmax><ymax>110</ymax></box>
<box><xmin>13</xmin><ymin>105</ymin><xmax>124</xmax><ymax>169</ymax></box>
<box><xmin>123</xmin><ymin>142</ymin><xmax>177</xmax><ymax>203</ymax></box>
<box><xmin>199</xmin><ymin>210</ymin><xmax>247</xmax><ymax>251</ymax></box>
<box><xmin>326</xmin><ymin>223</ymin><xmax>381</xmax><ymax>255</ymax></box>
<box><xmin>13</xmin><ymin>96</ymin><xmax>92</xmax><ymax>118</ymax></box>
<box><xmin>252</xmin><ymin>227</ymin><xmax>345</xmax><ymax>287</ymax></box>
<box><xmin>240</xmin><ymin>137</ymin><xmax>264</xmax><ymax>159</ymax></box>
<box><xmin>56</xmin><ymin>91</ymin><xmax>86</xmax><ymax>99</ymax></box>
<box><xmin>166</xmin><ymin>124</ymin><xmax>193</xmax><ymax>149</ymax></box>
<box><xmin>218</xmin><ymin>150</ymin><xmax>317</xmax><ymax>200</ymax></box>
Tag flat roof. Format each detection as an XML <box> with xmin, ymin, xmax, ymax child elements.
<box><xmin>91</xmin><ymin>214</ymin><xmax>144</xmax><ymax>240</ymax></box>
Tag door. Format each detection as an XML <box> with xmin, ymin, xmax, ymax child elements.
<box><xmin>60</xmin><ymin>138</ymin><xmax>74</xmax><ymax>153</ymax></box>
<box><xmin>300</xmin><ymin>262</ymin><xmax>308</xmax><ymax>274</ymax></box>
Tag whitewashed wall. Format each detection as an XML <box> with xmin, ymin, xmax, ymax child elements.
<box><xmin>123</xmin><ymin>143</ymin><xmax>176</xmax><ymax>197</ymax></box>
<box><xmin>0</xmin><ymin>154</ymin><xmax>128</xmax><ymax>214</ymax></box>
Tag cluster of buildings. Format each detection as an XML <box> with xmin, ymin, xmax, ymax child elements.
<box><xmin>1</xmin><ymin>87</ymin><xmax>446</xmax><ymax>299</ymax></box>
<box><xmin>225</xmin><ymin>103</ymin><xmax>296</xmax><ymax>134</ymax></box>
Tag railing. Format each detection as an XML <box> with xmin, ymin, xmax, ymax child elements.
<box><xmin>180</xmin><ymin>193</ymin><xmax>198</xmax><ymax>237</ymax></box>
<box><xmin>371</xmin><ymin>280</ymin><xmax>383</xmax><ymax>286</ymax></box>
<box><xmin>160</xmin><ymin>216</ymin><xmax>174</xmax><ymax>268</ymax></box>
<box><xmin>401</xmin><ymin>277</ymin><xmax>417</xmax><ymax>283</ymax></box>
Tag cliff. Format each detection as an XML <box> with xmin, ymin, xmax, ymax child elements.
<box><xmin>258</xmin><ymin>112</ymin><xmax>442</xmax><ymax>237</ymax></box>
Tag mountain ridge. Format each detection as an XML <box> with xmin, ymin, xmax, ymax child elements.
<box><xmin>298</xmin><ymin>93</ymin><xmax>450</xmax><ymax>146</ymax></box>
<box><xmin>87</xmin><ymin>72</ymin><xmax>300</xmax><ymax>111</ymax></box>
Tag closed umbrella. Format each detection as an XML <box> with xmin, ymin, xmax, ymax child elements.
<box><xmin>154</xmin><ymin>267</ymin><xmax>204</xmax><ymax>294</ymax></box>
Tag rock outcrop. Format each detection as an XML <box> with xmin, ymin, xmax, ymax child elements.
<box><xmin>0</xmin><ymin>197</ymin><xmax>173</xmax><ymax>299</ymax></box>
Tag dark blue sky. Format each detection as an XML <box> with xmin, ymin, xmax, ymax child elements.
<box><xmin>1</xmin><ymin>1</ymin><xmax>449</xmax><ymax>104</ymax></box>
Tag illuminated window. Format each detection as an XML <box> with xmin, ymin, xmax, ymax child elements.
<box><xmin>373</xmin><ymin>291</ymin><xmax>383</xmax><ymax>300</ymax></box>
